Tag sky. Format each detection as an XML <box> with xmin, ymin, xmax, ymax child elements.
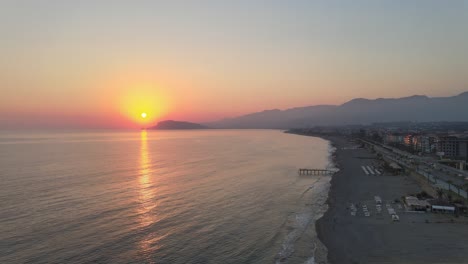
<box><xmin>1</xmin><ymin>0</ymin><xmax>467</xmax><ymax>128</ymax></box>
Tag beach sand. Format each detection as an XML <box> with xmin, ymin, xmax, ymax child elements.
<box><xmin>316</xmin><ymin>136</ymin><xmax>468</xmax><ymax>264</ymax></box>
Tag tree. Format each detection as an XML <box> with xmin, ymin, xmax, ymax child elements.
<box><xmin>455</xmin><ymin>183</ymin><xmax>461</xmax><ymax>197</ymax></box>
<box><xmin>446</xmin><ymin>180</ymin><xmax>459</xmax><ymax>197</ymax></box>
<box><xmin>436</xmin><ymin>188</ymin><xmax>444</xmax><ymax>200</ymax></box>
<box><xmin>463</xmin><ymin>183</ymin><xmax>468</xmax><ymax>199</ymax></box>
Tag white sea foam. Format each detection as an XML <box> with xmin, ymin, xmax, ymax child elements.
<box><xmin>275</xmin><ymin>175</ymin><xmax>331</xmax><ymax>264</ymax></box>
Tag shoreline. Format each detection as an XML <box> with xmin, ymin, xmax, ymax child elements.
<box><xmin>314</xmin><ymin>135</ymin><xmax>345</xmax><ymax>264</ymax></box>
<box><xmin>314</xmin><ymin>136</ymin><xmax>339</xmax><ymax>264</ymax></box>
<box><xmin>291</xmin><ymin>133</ymin><xmax>468</xmax><ymax>264</ymax></box>
<box><xmin>315</xmin><ymin>135</ymin><xmax>343</xmax><ymax>264</ymax></box>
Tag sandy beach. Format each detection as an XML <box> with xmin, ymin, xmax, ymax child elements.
<box><xmin>316</xmin><ymin>136</ymin><xmax>468</xmax><ymax>264</ymax></box>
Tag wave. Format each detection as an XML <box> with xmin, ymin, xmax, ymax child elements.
<box><xmin>274</xmin><ymin>177</ymin><xmax>330</xmax><ymax>264</ymax></box>
<box><xmin>274</xmin><ymin>139</ymin><xmax>336</xmax><ymax>264</ymax></box>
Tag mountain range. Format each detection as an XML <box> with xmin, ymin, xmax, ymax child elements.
<box><xmin>206</xmin><ymin>92</ymin><xmax>468</xmax><ymax>128</ymax></box>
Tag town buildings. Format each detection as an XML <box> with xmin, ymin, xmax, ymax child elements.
<box><xmin>437</xmin><ymin>135</ymin><xmax>468</xmax><ymax>160</ymax></box>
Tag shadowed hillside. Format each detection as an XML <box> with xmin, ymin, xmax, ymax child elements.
<box><xmin>206</xmin><ymin>92</ymin><xmax>468</xmax><ymax>128</ymax></box>
<box><xmin>151</xmin><ymin>120</ymin><xmax>209</xmax><ymax>130</ymax></box>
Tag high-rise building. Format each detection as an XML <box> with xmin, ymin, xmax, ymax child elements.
<box><xmin>436</xmin><ymin>135</ymin><xmax>468</xmax><ymax>160</ymax></box>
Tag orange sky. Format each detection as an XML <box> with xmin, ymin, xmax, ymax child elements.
<box><xmin>1</xmin><ymin>1</ymin><xmax>467</xmax><ymax>128</ymax></box>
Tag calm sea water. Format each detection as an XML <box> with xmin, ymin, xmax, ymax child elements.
<box><xmin>0</xmin><ymin>129</ymin><xmax>332</xmax><ymax>264</ymax></box>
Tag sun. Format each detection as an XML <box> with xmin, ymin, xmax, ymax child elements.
<box><xmin>116</xmin><ymin>82</ymin><xmax>171</xmax><ymax>126</ymax></box>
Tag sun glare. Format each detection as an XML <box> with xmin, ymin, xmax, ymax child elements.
<box><xmin>117</xmin><ymin>82</ymin><xmax>171</xmax><ymax>126</ymax></box>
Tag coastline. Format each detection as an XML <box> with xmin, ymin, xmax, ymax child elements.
<box><xmin>293</xmin><ymin>134</ymin><xmax>468</xmax><ymax>264</ymax></box>
<box><xmin>315</xmin><ymin>135</ymin><xmax>343</xmax><ymax>264</ymax></box>
<box><xmin>313</xmin><ymin>136</ymin><xmax>338</xmax><ymax>264</ymax></box>
<box><xmin>314</xmin><ymin>135</ymin><xmax>346</xmax><ymax>264</ymax></box>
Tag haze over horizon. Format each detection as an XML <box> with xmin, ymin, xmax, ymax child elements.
<box><xmin>1</xmin><ymin>0</ymin><xmax>467</xmax><ymax>128</ymax></box>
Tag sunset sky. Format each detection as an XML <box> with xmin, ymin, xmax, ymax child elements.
<box><xmin>1</xmin><ymin>0</ymin><xmax>467</xmax><ymax>128</ymax></box>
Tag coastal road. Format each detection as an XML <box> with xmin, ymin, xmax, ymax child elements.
<box><xmin>363</xmin><ymin>140</ymin><xmax>468</xmax><ymax>198</ymax></box>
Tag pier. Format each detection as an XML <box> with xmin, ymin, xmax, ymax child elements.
<box><xmin>298</xmin><ymin>168</ymin><xmax>334</xmax><ymax>175</ymax></box>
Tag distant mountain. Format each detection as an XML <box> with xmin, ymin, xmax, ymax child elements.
<box><xmin>151</xmin><ymin>120</ymin><xmax>209</xmax><ymax>130</ymax></box>
<box><xmin>206</xmin><ymin>92</ymin><xmax>468</xmax><ymax>128</ymax></box>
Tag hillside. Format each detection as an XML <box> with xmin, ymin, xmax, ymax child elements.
<box><xmin>206</xmin><ymin>92</ymin><xmax>468</xmax><ymax>128</ymax></box>
<box><xmin>151</xmin><ymin>120</ymin><xmax>209</xmax><ymax>130</ymax></box>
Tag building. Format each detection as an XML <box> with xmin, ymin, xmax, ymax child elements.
<box><xmin>384</xmin><ymin>133</ymin><xmax>405</xmax><ymax>145</ymax></box>
<box><xmin>429</xmin><ymin>199</ymin><xmax>456</xmax><ymax>214</ymax></box>
<box><xmin>387</xmin><ymin>162</ymin><xmax>403</xmax><ymax>174</ymax></box>
<box><xmin>413</xmin><ymin>135</ymin><xmax>437</xmax><ymax>153</ymax></box>
<box><xmin>404</xmin><ymin>134</ymin><xmax>414</xmax><ymax>147</ymax></box>
<box><xmin>405</xmin><ymin>196</ymin><xmax>430</xmax><ymax>211</ymax></box>
<box><xmin>436</xmin><ymin>135</ymin><xmax>468</xmax><ymax>160</ymax></box>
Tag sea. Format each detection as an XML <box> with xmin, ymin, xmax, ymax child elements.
<box><xmin>0</xmin><ymin>129</ymin><xmax>334</xmax><ymax>264</ymax></box>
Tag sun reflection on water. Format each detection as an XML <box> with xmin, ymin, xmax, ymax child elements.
<box><xmin>138</xmin><ymin>130</ymin><xmax>159</xmax><ymax>262</ymax></box>
<box><xmin>139</xmin><ymin>130</ymin><xmax>154</xmax><ymax>212</ymax></box>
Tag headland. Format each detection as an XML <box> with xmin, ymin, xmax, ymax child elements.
<box><xmin>150</xmin><ymin>120</ymin><xmax>209</xmax><ymax>130</ymax></box>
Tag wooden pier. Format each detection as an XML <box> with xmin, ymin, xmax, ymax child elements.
<box><xmin>298</xmin><ymin>168</ymin><xmax>334</xmax><ymax>175</ymax></box>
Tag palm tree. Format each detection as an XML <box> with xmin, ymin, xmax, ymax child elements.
<box><xmin>436</xmin><ymin>188</ymin><xmax>444</xmax><ymax>200</ymax></box>
<box><xmin>455</xmin><ymin>183</ymin><xmax>461</xmax><ymax>197</ymax></box>
<box><xmin>447</xmin><ymin>180</ymin><xmax>453</xmax><ymax>193</ymax></box>
<box><xmin>463</xmin><ymin>183</ymin><xmax>468</xmax><ymax>200</ymax></box>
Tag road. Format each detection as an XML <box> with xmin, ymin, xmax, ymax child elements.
<box><xmin>360</xmin><ymin>139</ymin><xmax>468</xmax><ymax>199</ymax></box>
